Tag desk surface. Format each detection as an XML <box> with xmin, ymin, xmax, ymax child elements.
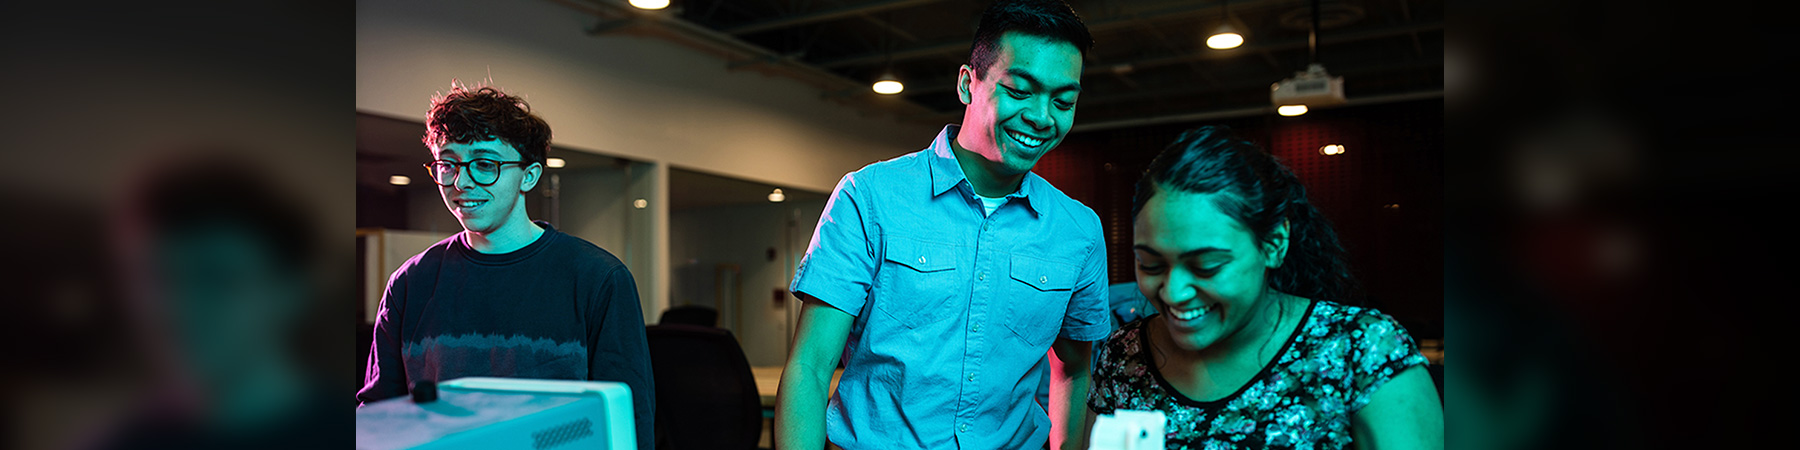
<box><xmin>752</xmin><ymin>366</ymin><xmax>842</xmax><ymax>409</ymax></box>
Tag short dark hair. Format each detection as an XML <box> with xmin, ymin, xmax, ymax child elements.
<box><xmin>1132</xmin><ymin>126</ymin><xmax>1360</xmax><ymax>304</ymax></box>
<box><xmin>969</xmin><ymin>0</ymin><xmax>1093</xmax><ymax>79</ymax></box>
<box><xmin>423</xmin><ymin>83</ymin><xmax>551</xmax><ymax>166</ymax></box>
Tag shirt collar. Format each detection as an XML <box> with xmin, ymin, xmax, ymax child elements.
<box><xmin>927</xmin><ymin>124</ymin><xmax>1045</xmax><ymax>216</ymax></box>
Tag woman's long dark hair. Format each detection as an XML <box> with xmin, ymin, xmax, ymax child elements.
<box><xmin>1131</xmin><ymin>126</ymin><xmax>1359</xmax><ymax>304</ymax></box>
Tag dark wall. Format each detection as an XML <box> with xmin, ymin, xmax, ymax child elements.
<box><xmin>1035</xmin><ymin>99</ymin><xmax>1444</xmax><ymax>339</ymax></box>
<box><xmin>355</xmin><ymin>183</ymin><xmax>411</xmax><ymax>230</ymax></box>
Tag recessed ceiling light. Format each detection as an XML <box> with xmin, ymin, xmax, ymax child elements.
<box><xmin>547</xmin><ymin>157</ymin><xmax>566</xmax><ymax>168</ymax></box>
<box><xmin>389</xmin><ymin>175</ymin><xmax>411</xmax><ymax>186</ymax></box>
<box><xmin>1278</xmin><ymin>105</ymin><xmax>1308</xmax><ymax>116</ymax></box>
<box><xmin>629</xmin><ymin>0</ymin><xmax>669</xmax><ymax>10</ymax></box>
<box><xmin>768</xmin><ymin>188</ymin><xmax>786</xmax><ymax>203</ymax></box>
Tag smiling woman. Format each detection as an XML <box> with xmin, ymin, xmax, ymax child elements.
<box><xmin>1087</xmin><ymin>126</ymin><xmax>1443</xmax><ymax>450</ymax></box>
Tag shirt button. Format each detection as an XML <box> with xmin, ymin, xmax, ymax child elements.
<box><xmin>972</xmin><ymin>324</ymin><xmax>981</xmax><ymax>332</ymax></box>
<box><xmin>968</xmin><ymin>373</ymin><xmax>976</xmax><ymax>381</ymax></box>
<box><xmin>918</xmin><ymin>256</ymin><xmax>927</xmax><ymax>264</ymax></box>
<box><xmin>1040</xmin><ymin>276</ymin><xmax>1048</xmax><ymax>284</ymax></box>
<box><xmin>978</xmin><ymin>272</ymin><xmax>986</xmax><ymax>281</ymax></box>
<box><xmin>959</xmin><ymin>424</ymin><xmax>969</xmax><ymax>432</ymax></box>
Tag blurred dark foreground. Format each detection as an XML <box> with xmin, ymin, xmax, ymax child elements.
<box><xmin>0</xmin><ymin>1</ymin><xmax>1789</xmax><ymax>449</ymax></box>
<box><xmin>2</xmin><ymin>2</ymin><xmax>353</xmax><ymax>449</ymax></box>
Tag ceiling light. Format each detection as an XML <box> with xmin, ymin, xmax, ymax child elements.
<box><xmin>768</xmin><ymin>188</ymin><xmax>786</xmax><ymax>203</ymax></box>
<box><xmin>546</xmin><ymin>157</ymin><xmax>566</xmax><ymax>168</ymax></box>
<box><xmin>872</xmin><ymin>72</ymin><xmax>904</xmax><ymax>95</ymax></box>
<box><xmin>1320</xmin><ymin>144</ymin><xmax>1346</xmax><ymax>155</ymax></box>
<box><xmin>629</xmin><ymin>0</ymin><xmax>669</xmax><ymax>10</ymax></box>
<box><xmin>633</xmin><ymin>199</ymin><xmax>648</xmax><ymax>209</ymax></box>
<box><xmin>1278</xmin><ymin>105</ymin><xmax>1308</xmax><ymax>116</ymax></box>
<box><xmin>1206</xmin><ymin>31</ymin><xmax>1243</xmax><ymax>50</ymax></box>
<box><xmin>389</xmin><ymin>175</ymin><xmax>411</xmax><ymax>186</ymax></box>
<box><xmin>1207</xmin><ymin>0</ymin><xmax>1243</xmax><ymax>50</ymax></box>
<box><xmin>872</xmin><ymin>80</ymin><xmax>904</xmax><ymax>94</ymax></box>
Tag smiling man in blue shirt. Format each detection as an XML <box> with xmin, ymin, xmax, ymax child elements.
<box><xmin>775</xmin><ymin>1</ymin><xmax>1105</xmax><ymax>449</ymax></box>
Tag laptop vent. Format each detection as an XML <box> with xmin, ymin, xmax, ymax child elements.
<box><xmin>531</xmin><ymin>417</ymin><xmax>595</xmax><ymax>449</ymax></box>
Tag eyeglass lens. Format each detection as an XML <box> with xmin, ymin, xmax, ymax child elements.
<box><xmin>428</xmin><ymin>160</ymin><xmax>503</xmax><ymax>185</ymax></box>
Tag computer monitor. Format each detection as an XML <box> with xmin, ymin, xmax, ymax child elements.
<box><xmin>356</xmin><ymin>377</ymin><xmax>635</xmax><ymax>450</ymax></box>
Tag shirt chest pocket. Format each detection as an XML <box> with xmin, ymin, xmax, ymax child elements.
<box><xmin>1002</xmin><ymin>255</ymin><xmax>1079</xmax><ymax>347</ymax></box>
<box><xmin>875</xmin><ymin>236</ymin><xmax>963</xmax><ymax>329</ymax></box>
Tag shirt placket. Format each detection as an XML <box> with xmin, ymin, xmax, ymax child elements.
<box><xmin>957</xmin><ymin>190</ymin><xmax>1002</xmax><ymax>447</ymax></box>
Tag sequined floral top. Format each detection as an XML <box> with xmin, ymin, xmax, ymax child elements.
<box><xmin>1087</xmin><ymin>299</ymin><xmax>1428</xmax><ymax>450</ymax></box>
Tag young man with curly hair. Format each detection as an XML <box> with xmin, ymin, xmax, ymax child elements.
<box><xmin>356</xmin><ymin>84</ymin><xmax>654</xmax><ymax>450</ymax></box>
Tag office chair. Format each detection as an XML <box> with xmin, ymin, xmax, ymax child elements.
<box><xmin>646</xmin><ymin>324</ymin><xmax>762</xmax><ymax>450</ymax></box>
<box><xmin>659</xmin><ymin>305</ymin><xmax>721</xmax><ymax>328</ymax></box>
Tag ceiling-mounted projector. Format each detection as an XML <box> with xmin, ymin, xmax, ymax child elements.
<box><xmin>1271</xmin><ymin>63</ymin><xmax>1345</xmax><ymax>107</ymax></box>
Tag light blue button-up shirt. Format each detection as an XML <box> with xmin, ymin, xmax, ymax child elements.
<box><xmin>791</xmin><ymin>125</ymin><xmax>1111</xmax><ymax>450</ymax></box>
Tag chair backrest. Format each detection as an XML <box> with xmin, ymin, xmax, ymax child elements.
<box><xmin>645</xmin><ymin>324</ymin><xmax>762</xmax><ymax>450</ymax></box>
<box><xmin>659</xmin><ymin>305</ymin><xmax>720</xmax><ymax>328</ymax></box>
<box><xmin>1106</xmin><ymin>282</ymin><xmax>1154</xmax><ymax>331</ymax></box>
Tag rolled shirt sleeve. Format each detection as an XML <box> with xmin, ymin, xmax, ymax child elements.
<box><xmin>1059</xmin><ymin>232</ymin><xmax>1112</xmax><ymax>343</ymax></box>
<box><xmin>791</xmin><ymin>173</ymin><xmax>880</xmax><ymax>316</ymax></box>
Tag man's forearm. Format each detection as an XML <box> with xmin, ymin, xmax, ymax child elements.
<box><xmin>775</xmin><ymin>360</ymin><xmax>831</xmax><ymax>450</ymax></box>
<box><xmin>1053</xmin><ymin>338</ymin><xmax>1095</xmax><ymax>450</ymax></box>
<box><xmin>1061</xmin><ymin>370</ymin><xmax>1091</xmax><ymax>450</ymax></box>
<box><xmin>778</xmin><ymin>296</ymin><xmax>855</xmax><ymax>450</ymax></box>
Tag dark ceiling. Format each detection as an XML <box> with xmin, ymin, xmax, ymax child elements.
<box><xmin>552</xmin><ymin>0</ymin><xmax>1443</xmax><ymax>129</ymax></box>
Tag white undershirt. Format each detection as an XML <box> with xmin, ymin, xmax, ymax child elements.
<box><xmin>978</xmin><ymin>195</ymin><xmax>1006</xmax><ymax>216</ymax></box>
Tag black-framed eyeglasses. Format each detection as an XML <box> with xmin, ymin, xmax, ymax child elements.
<box><xmin>423</xmin><ymin>159</ymin><xmax>531</xmax><ymax>186</ymax></box>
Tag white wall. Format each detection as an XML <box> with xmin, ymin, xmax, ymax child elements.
<box><xmin>549</xmin><ymin>166</ymin><xmax>632</xmax><ymax>259</ymax></box>
<box><xmin>626</xmin><ymin>162</ymin><xmax>670</xmax><ymax>326</ymax></box>
<box><xmin>357</xmin><ymin>0</ymin><xmax>941</xmax><ymax>195</ymax></box>
<box><xmin>669</xmin><ymin>201</ymin><xmax>825</xmax><ymax>367</ymax></box>
<box><xmin>361</xmin><ymin>0</ymin><xmax>941</xmax><ymax>327</ymax></box>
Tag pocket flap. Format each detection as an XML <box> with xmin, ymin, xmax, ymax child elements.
<box><xmin>1009</xmin><ymin>255</ymin><xmax>1078</xmax><ymax>291</ymax></box>
<box><xmin>884</xmin><ymin>236</ymin><xmax>958</xmax><ymax>273</ymax></box>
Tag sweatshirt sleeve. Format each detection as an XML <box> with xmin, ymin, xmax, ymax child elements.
<box><xmin>589</xmin><ymin>265</ymin><xmax>655</xmax><ymax>450</ymax></box>
<box><xmin>356</xmin><ymin>266</ymin><xmax>410</xmax><ymax>406</ymax></box>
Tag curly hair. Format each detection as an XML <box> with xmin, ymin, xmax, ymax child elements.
<box><xmin>1131</xmin><ymin>126</ymin><xmax>1361</xmax><ymax>304</ymax></box>
<box><xmin>422</xmin><ymin>84</ymin><xmax>550</xmax><ymax>166</ymax></box>
<box><xmin>968</xmin><ymin>0</ymin><xmax>1093</xmax><ymax>79</ymax></box>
